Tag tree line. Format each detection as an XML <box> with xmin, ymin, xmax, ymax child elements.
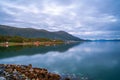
<box><xmin>0</xmin><ymin>35</ymin><xmax>63</xmax><ymax>43</ymax></box>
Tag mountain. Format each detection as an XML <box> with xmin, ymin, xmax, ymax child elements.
<box><xmin>0</xmin><ymin>25</ymin><xmax>82</xmax><ymax>41</ymax></box>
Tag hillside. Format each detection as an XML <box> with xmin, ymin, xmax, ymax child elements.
<box><xmin>0</xmin><ymin>25</ymin><xmax>82</xmax><ymax>41</ymax></box>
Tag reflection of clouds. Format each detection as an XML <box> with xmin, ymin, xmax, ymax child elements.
<box><xmin>68</xmin><ymin>45</ymin><xmax>103</xmax><ymax>55</ymax></box>
<box><xmin>0</xmin><ymin>41</ymin><xmax>120</xmax><ymax>78</ymax></box>
<box><xmin>68</xmin><ymin>48</ymin><xmax>76</xmax><ymax>52</ymax></box>
<box><xmin>1</xmin><ymin>49</ymin><xmax>117</xmax><ymax>74</ymax></box>
<box><xmin>0</xmin><ymin>50</ymin><xmax>83</xmax><ymax>73</ymax></box>
<box><xmin>83</xmin><ymin>48</ymin><xmax>92</xmax><ymax>52</ymax></box>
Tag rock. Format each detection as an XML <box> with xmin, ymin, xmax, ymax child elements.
<box><xmin>0</xmin><ymin>77</ymin><xmax>6</xmax><ymax>80</ymax></box>
<box><xmin>0</xmin><ymin>66</ymin><xmax>5</xmax><ymax>74</ymax></box>
<box><xmin>0</xmin><ymin>64</ymin><xmax>61</xmax><ymax>80</ymax></box>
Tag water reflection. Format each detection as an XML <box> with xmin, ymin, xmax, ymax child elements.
<box><xmin>0</xmin><ymin>42</ymin><xmax>81</xmax><ymax>59</ymax></box>
<box><xmin>0</xmin><ymin>41</ymin><xmax>120</xmax><ymax>80</ymax></box>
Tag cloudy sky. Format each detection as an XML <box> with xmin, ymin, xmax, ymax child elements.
<box><xmin>0</xmin><ymin>0</ymin><xmax>120</xmax><ymax>39</ymax></box>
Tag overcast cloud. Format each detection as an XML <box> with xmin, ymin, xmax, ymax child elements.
<box><xmin>0</xmin><ymin>0</ymin><xmax>120</xmax><ymax>39</ymax></box>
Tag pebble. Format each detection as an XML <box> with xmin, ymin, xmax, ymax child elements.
<box><xmin>0</xmin><ymin>64</ymin><xmax>61</xmax><ymax>80</ymax></box>
<box><xmin>0</xmin><ymin>77</ymin><xmax>6</xmax><ymax>80</ymax></box>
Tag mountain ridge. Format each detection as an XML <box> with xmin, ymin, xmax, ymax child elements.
<box><xmin>0</xmin><ymin>24</ymin><xmax>82</xmax><ymax>41</ymax></box>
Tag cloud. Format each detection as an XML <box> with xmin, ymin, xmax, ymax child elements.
<box><xmin>0</xmin><ymin>0</ymin><xmax>119</xmax><ymax>39</ymax></box>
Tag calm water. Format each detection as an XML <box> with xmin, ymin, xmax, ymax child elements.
<box><xmin>0</xmin><ymin>41</ymin><xmax>120</xmax><ymax>80</ymax></box>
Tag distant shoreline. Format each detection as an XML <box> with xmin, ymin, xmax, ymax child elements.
<box><xmin>0</xmin><ymin>41</ymin><xmax>64</xmax><ymax>47</ymax></box>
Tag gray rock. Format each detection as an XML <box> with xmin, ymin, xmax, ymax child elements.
<box><xmin>0</xmin><ymin>77</ymin><xmax>6</xmax><ymax>80</ymax></box>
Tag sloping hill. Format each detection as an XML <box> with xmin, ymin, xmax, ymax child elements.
<box><xmin>0</xmin><ymin>25</ymin><xmax>82</xmax><ymax>41</ymax></box>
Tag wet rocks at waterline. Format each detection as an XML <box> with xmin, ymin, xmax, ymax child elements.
<box><xmin>0</xmin><ymin>64</ymin><xmax>61</xmax><ymax>80</ymax></box>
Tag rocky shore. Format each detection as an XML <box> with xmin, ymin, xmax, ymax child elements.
<box><xmin>0</xmin><ymin>64</ymin><xmax>61</xmax><ymax>80</ymax></box>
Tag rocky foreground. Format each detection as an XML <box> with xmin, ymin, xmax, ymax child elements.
<box><xmin>0</xmin><ymin>64</ymin><xmax>64</xmax><ymax>80</ymax></box>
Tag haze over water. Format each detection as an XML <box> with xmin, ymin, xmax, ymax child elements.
<box><xmin>0</xmin><ymin>41</ymin><xmax>120</xmax><ymax>80</ymax></box>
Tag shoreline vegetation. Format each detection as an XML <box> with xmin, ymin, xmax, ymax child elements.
<box><xmin>0</xmin><ymin>35</ymin><xmax>64</xmax><ymax>47</ymax></box>
<box><xmin>0</xmin><ymin>64</ymin><xmax>62</xmax><ymax>80</ymax></box>
<box><xmin>0</xmin><ymin>42</ymin><xmax>64</xmax><ymax>47</ymax></box>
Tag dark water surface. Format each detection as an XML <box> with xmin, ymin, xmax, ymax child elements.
<box><xmin>0</xmin><ymin>41</ymin><xmax>120</xmax><ymax>80</ymax></box>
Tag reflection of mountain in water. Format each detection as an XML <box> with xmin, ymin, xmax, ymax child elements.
<box><xmin>0</xmin><ymin>42</ymin><xmax>82</xmax><ymax>59</ymax></box>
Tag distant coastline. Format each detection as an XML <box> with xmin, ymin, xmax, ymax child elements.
<box><xmin>0</xmin><ymin>24</ymin><xmax>82</xmax><ymax>41</ymax></box>
<box><xmin>84</xmin><ymin>39</ymin><xmax>120</xmax><ymax>41</ymax></box>
<box><xmin>0</xmin><ymin>35</ymin><xmax>64</xmax><ymax>47</ymax></box>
